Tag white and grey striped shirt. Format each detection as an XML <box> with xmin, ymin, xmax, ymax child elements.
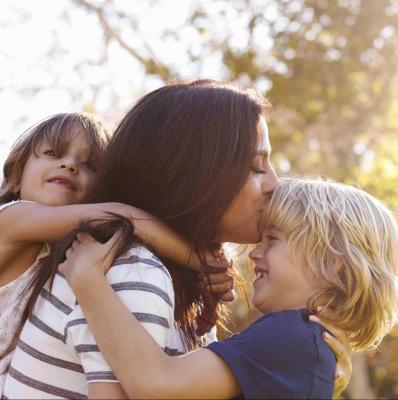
<box><xmin>3</xmin><ymin>245</ymin><xmax>187</xmax><ymax>399</ymax></box>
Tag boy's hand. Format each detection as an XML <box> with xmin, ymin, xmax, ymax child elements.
<box><xmin>199</xmin><ymin>255</ymin><xmax>235</xmax><ymax>302</ymax></box>
<box><xmin>309</xmin><ymin>314</ymin><xmax>352</xmax><ymax>397</ymax></box>
<box><xmin>59</xmin><ymin>232</ymin><xmax>120</xmax><ymax>290</ymax></box>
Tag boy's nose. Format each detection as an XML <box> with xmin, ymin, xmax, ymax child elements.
<box><xmin>249</xmin><ymin>239</ymin><xmax>269</xmax><ymax>262</ymax></box>
<box><xmin>249</xmin><ymin>243</ymin><xmax>262</xmax><ymax>261</ymax></box>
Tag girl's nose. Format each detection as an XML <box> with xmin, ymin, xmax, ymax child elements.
<box><xmin>59</xmin><ymin>156</ymin><xmax>78</xmax><ymax>174</ymax></box>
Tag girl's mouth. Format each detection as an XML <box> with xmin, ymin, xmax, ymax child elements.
<box><xmin>47</xmin><ymin>176</ymin><xmax>76</xmax><ymax>191</ymax></box>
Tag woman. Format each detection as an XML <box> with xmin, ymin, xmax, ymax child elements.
<box><xmin>4</xmin><ymin>80</ymin><xmax>347</xmax><ymax>399</ymax></box>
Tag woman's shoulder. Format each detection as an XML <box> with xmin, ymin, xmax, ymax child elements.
<box><xmin>106</xmin><ymin>244</ymin><xmax>173</xmax><ymax>289</ymax></box>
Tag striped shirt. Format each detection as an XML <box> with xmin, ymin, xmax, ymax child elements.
<box><xmin>3</xmin><ymin>245</ymin><xmax>187</xmax><ymax>399</ymax></box>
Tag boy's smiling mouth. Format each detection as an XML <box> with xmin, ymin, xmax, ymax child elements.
<box><xmin>254</xmin><ymin>267</ymin><xmax>268</xmax><ymax>284</ymax></box>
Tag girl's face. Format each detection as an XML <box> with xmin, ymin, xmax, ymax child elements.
<box><xmin>249</xmin><ymin>228</ymin><xmax>319</xmax><ymax>314</ymax></box>
<box><xmin>17</xmin><ymin>130</ymin><xmax>97</xmax><ymax>206</ymax></box>
<box><xmin>217</xmin><ymin>118</ymin><xmax>278</xmax><ymax>244</ymax></box>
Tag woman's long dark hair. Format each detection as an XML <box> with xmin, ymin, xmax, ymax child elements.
<box><xmin>94</xmin><ymin>80</ymin><xmax>268</xmax><ymax>346</ymax></box>
<box><xmin>15</xmin><ymin>79</ymin><xmax>269</xmax><ymax>351</ymax></box>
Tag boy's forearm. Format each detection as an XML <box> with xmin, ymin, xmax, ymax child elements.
<box><xmin>71</xmin><ymin>273</ymin><xmax>172</xmax><ymax>397</ymax></box>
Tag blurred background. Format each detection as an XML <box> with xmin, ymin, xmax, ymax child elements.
<box><xmin>1</xmin><ymin>0</ymin><xmax>397</xmax><ymax>397</ymax></box>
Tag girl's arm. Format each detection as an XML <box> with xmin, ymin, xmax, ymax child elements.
<box><xmin>0</xmin><ymin>201</ymin><xmax>202</xmax><ymax>271</ymax></box>
<box><xmin>60</xmin><ymin>233</ymin><xmax>240</xmax><ymax>399</ymax></box>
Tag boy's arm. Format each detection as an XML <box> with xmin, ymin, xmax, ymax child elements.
<box><xmin>82</xmin><ymin>278</ymin><xmax>239</xmax><ymax>399</ymax></box>
<box><xmin>64</xmin><ymin>241</ymin><xmax>186</xmax><ymax>399</ymax></box>
<box><xmin>61</xmin><ymin>235</ymin><xmax>240</xmax><ymax>399</ymax></box>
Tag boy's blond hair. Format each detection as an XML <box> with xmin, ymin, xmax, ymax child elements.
<box><xmin>264</xmin><ymin>177</ymin><xmax>398</xmax><ymax>351</ymax></box>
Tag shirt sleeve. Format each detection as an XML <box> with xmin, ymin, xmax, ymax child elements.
<box><xmin>64</xmin><ymin>246</ymin><xmax>175</xmax><ymax>384</ymax></box>
<box><xmin>0</xmin><ymin>200</ymin><xmax>35</xmax><ymax>213</ymax></box>
<box><xmin>206</xmin><ymin>311</ymin><xmax>335</xmax><ymax>399</ymax></box>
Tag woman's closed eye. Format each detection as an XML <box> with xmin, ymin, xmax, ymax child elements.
<box><xmin>252</xmin><ymin>166</ymin><xmax>266</xmax><ymax>174</ymax></box>
<box><xmin>251</xmin><ymin>159</ymin><xmax>266</xmax><ymax>174</ymax></box>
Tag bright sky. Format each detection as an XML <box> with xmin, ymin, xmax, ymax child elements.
<box><xmin>0</xmin><ymin>0</ymin><xmax>280</xmax><ymax>168</ymax></box>
<box><xmin>0</xmin><ymin>1</ymin><xmax>180</xmax><ymax>152</ymax></box>
<box><xmin>1</xmin><ymin>0</ymin><xmax>264</xmax><ymax>165</ymax></box>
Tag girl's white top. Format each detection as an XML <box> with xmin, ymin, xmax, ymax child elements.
<box><xmin>0</xmin><ymin>201</ymin><xmax>47</xmax><ymax>394</ymax></box>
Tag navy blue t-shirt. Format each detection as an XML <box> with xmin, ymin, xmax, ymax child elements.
<box><xmin>207</xmin><ymin>309</ymin><xmax>336</xmax><ymax>399</ymax></box>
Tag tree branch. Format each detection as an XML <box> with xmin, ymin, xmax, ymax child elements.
<box><xmin>72</xmin><ymin>0</ymin><xmax>178</xmax><ymax>81</ymax></box>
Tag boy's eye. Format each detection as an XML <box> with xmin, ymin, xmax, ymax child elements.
<box><xmin>44</xmin><ymin>149</ymin><xmax>56</xmax><ymax>156</ymax></box>
<box><xmin>265</xmin><ymin>234</ymin><xmax>278</xmax><ymax>241</ymax></box>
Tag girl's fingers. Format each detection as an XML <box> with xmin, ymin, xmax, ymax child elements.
<box><xmin>71</xmin><ymin>239</ymin><xmax>80</xmax><ymax>250</ymax></box>
<box><xmin>200</xmin><ymin>280</ymin><xmax>234</xmax><ymax>293</ymax></box>
<box><xmin>219</xmin><ymin>290</ymin><xmax>235</xmax><ymax>302</ymax></box>
<box><xmin>58</xmin><ymin>260</ymin><xmax>67</xmax><ymax>274</ymax></box>
<box><xmin>200</xmin><ymin>271</ymin><xmax>233</xmax><ymax>285</ymax></box>
<box><xmin>204</xmin><ymin>255</ymin><xmax>233</xmax><ymax>271</ymax></box>
<box><xmin>65</xmin><ymin>247</ymin><xmax>73</xmax><ymax>259</ymax></box>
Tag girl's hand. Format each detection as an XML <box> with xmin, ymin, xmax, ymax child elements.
<box><xmin>309</xmin><ymin>314</ymin><xmax>352</xmax><ymax>397</ymax></box>
<box><xmin>59</xmin><ymin>232</ymin><xmax>120</xmax><ymax>290</ymax></box>
<box><xmin>199</xmin><ymin>255</ymin><xmax>235</xmax><ymax>302</ymax></box>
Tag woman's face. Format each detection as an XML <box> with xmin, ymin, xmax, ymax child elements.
<box><xmin>217</xmin><ymin>117</ymin><xmax>278</xmax><ymax>244</ymax></box>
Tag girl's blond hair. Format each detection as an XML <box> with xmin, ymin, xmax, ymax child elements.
<box><xmin>264</xmin><ymin>177</ymin><xmax>398</xmax><ymax>351</ymax></box>
<box><xmin>0</xmin><ymin>112</ymin><xmax>111</xmax><ymax>203</ymax></box>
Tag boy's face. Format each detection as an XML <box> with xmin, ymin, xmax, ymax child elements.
<box><xmin>249</xmin><ymin>228</ymin><xmax>319</xmax><ymax>314</ymax></box>
<box><xmin>17</xmin><ymin>131</ymin><xmax>97</xmax><ymax>206</ymax></box>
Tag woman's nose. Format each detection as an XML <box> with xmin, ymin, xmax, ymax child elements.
<box><xmin>262</xmin><ymin>165</ymin><xmax>278</xmax><ymax>194</ymax></box>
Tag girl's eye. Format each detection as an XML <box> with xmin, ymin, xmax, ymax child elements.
<box><xmin>44</xmin><ymin>149</ymin><xmax>56</xmax><ymax>156</ymax></box>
